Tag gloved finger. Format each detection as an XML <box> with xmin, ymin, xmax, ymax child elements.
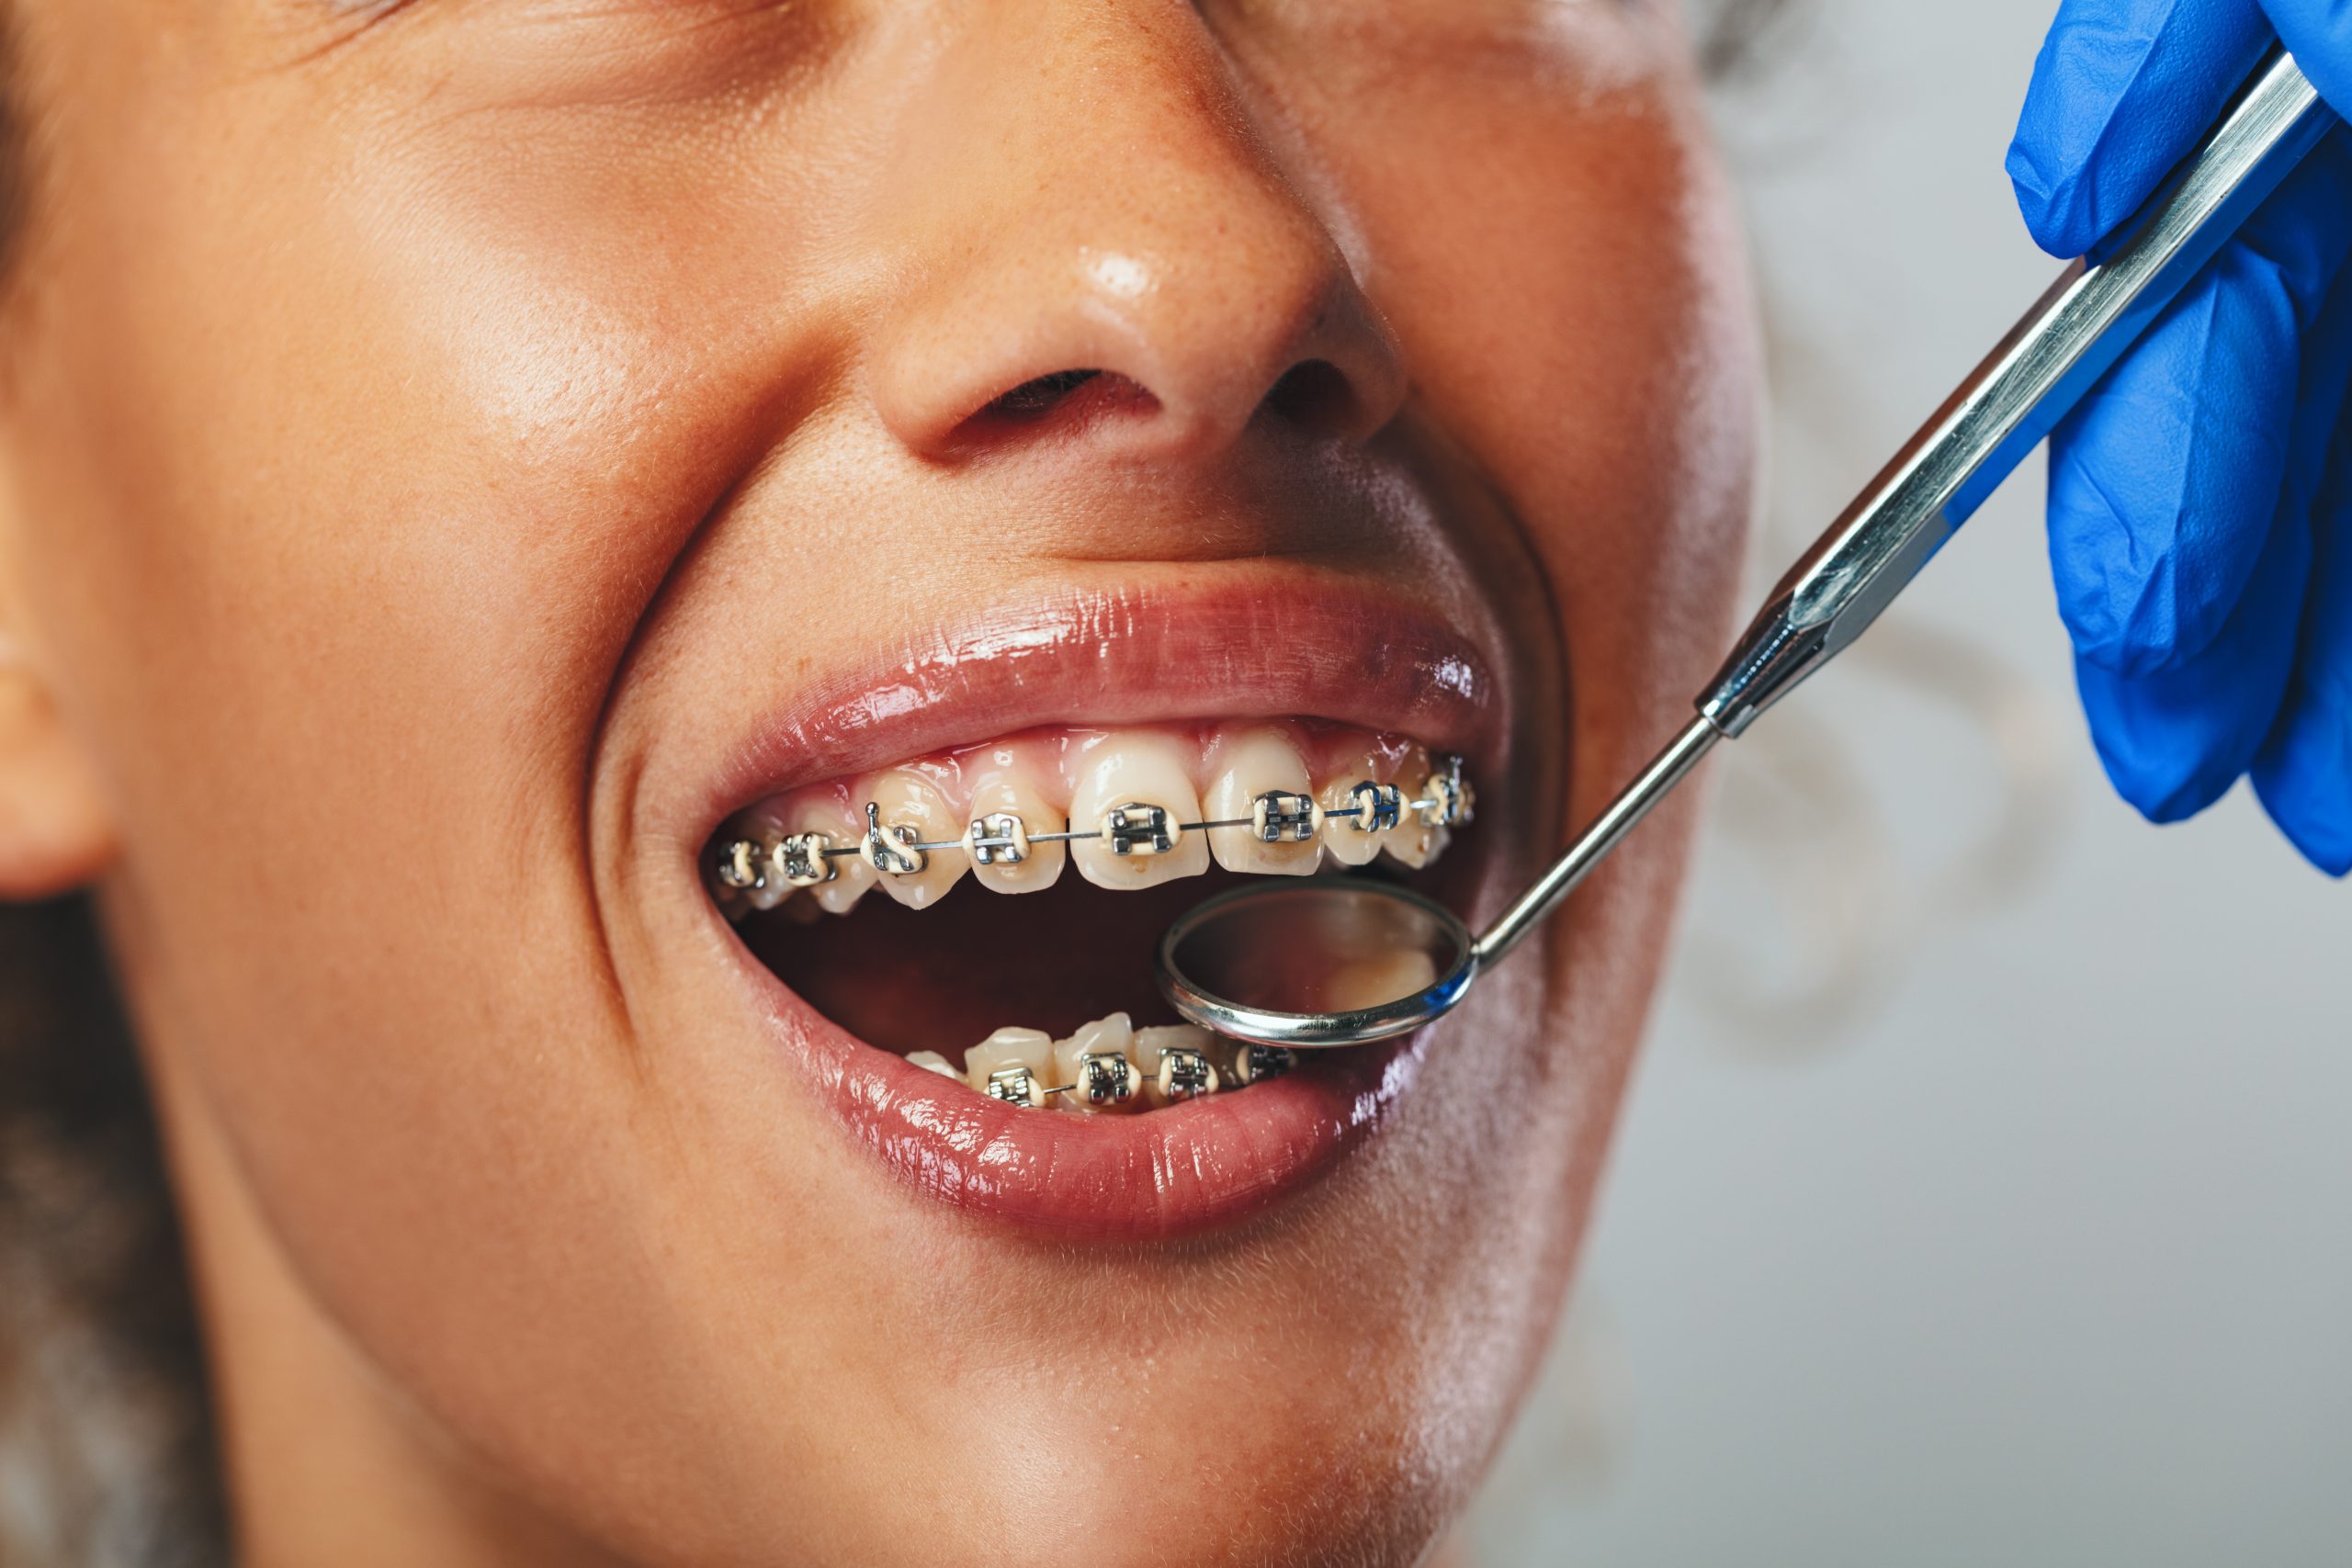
<box><xmin>2252</xmin><ymin>430</ymin><xmax>2352</xmax><ymax>876</ymax></box>
<box><xmin>2073</xmin><ymin>490</ymin><xmax>2312</xmax><ymax>821</ymax></box>
<box><xmin>2261</xmin><ymin>0</ymin><xmax>2352</xmax><ymax>114</ymax></box>
<box><xmin>2047</xmin><ymin>130</ymin><xmax>2352</xmax><ymax>680</ymax></box>
<box><xmin>2064</xmin><ymin>178</ymin><xmax>2352</xmax><ymax>821</ymax></box>
<box><xmin>2009</xmin><ymin>0</ymin><xmax>2275</xmax><ymax>258</ymax></box>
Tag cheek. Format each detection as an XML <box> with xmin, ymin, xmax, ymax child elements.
<box><xmin>0</xmin><ymin>44</ymin><xmax>868</xmax><ymax>1494</ymax></box>
<box><xmin>1321</xmin><ymin>77</ymin><xmax>1761</xmax><ymax>785</ymax></box>
<box><xmin>9</xmin><ymin>39</ymin><xmax>864</xmax><ymax>1060</ymax></box>
<box><xmin>1252</xmin><ymin>54</ymin><xmax>1761</xmax><ymax>1450</ymax></box>
<box><xmin>20</xmin><ymin>146</ymin><xmax>664</xmax><ymax>1063</ymax></box>
<box><xmin>3</xmin><ymin>14</ymin><xmax>1755</xmax><ymax>1554</ymax></box>
<box><xmin>1306</xmin><ymin>57</ymin><xmax>1760</xmax><ymax>1106</ymax></box>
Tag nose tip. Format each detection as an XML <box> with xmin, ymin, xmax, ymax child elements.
<box><xmin>864</xmin><ymin>18</ymin><xmax>1408</xmax><ymax>466</ymax></box>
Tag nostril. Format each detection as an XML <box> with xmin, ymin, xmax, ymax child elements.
<box><xmin>989</xmin><ymin>368</ymin><xmax>1105</xmax><ymax>420</ymax></box>
<box><xmin>948</xmin><ymin>368</ymin><xmax>1162</xmax><ymax>451</ymax></box>
<box><xmin>1264</xmin><ymin>360</ymin><xmax>1360</xmax><ymax>436</ymax></box>
<box><xmin>938</xmin><ymin>355</ymin><xmax>1372</xmax><ymax>458</ymax></box>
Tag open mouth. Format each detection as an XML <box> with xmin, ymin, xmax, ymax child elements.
<box><xmin>708</xmin><ymin>718</ymin><xmax>1476</xmax><ymax>1113</ymax></box>
<box><xmin>667</xmin><ymin>581</ymin><xmax>1514</xmax><ymax>1239</ymax></box>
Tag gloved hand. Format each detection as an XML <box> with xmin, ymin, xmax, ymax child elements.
<box><xmin>2007</xmin><ymin>0</ymin><xmax>2352</xmax><ymax>874</ymax></box>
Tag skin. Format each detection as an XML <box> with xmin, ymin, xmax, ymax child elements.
<box><xmin>0</xmin><ymin>1</ymin><xmax>1756</xmax><ymax>1563</ymax></box>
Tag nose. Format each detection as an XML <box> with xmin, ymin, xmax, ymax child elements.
<box><xmin>864</xmin><ymin>3</ymin><xmax>1408</xmax><ymax>465</ymax></box>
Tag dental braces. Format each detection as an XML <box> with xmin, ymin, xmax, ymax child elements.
<box><xmin>716</xmin><ymin>754</ymin><xmax>1474</xmax><ymax>895</ymax></box>
<box><xmin>978</xmin><ymin>1040</ymin><xmax>1295</xmax><ymax>1111</ymax></box>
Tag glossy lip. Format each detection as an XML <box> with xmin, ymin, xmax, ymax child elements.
<box><xmin>733</xmin><ymin>974</ymin><xmax>1435</xmax><ymax>1242</ymax></box>
<box><xmin>694</xmin><ymin>575</ymin><xmax>1508</xmax><ymax>1242</ymax></box>
<box><xmin>688</xmin><ymin>571</ymin><xmax>1499</xmax><ymax>851</ymax></box>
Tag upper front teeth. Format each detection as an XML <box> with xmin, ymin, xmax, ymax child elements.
<box><xmin>1346</xmin><ymin>782</ymin><xmax>1405</xmax><ymax>832</ymax></box>
<box><xmin>1103</xmin><ymin>803</ymin><xmax>1178</xmax><ymax>857</ymax></box>
<box><xmin>964</xmin><ymin>812</ymin><xmax>1030</xmax><ymax>866</ymax></box>
<box><xmin>707</xmin><ymin>722</ymin><xmax>1473</xmax><ymax>915</ymax></box>
<box><xmin>1069</xmin><ymin>732</ymin><xmax>1209</xmax><ymax>890</ymax></box>
<box><xmin>1206</xmin><ymin>726</ymin><xmax>1321</xmax><ymax>877</ymax></box>
<box><xmin>1251</xmin><ymin>791</ymin><xmax>1318</xmax><ymax>843</ymax></box>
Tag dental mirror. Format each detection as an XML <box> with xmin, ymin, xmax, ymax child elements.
<box><xmin>1158</xmin><ymin>718</ymin><xmax>1716</xmax><ymax>1047</ymax></box>
<box><xmin>1156</xmin><ymin>879</ymin><xmax>1476</xmax><ymax>1051</ymax></box>
<box><xmin>1159</xmin><ymin>46</ymin><xmax>2335</xmax><ymax>1051</ymax></box>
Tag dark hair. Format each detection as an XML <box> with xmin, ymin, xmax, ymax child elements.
<box><xmin>0</xmin><ymin>6</ymin><xmax>1794</xmax><ymax>1559</ymax></box>
<box><xmin>0</xmin><ymin>16</ymin><xmax>229</xmax><ymax>1562</ymax></box>
<box><xmin>0</xmin><ymin>902</ymin><xmax>222</xmax><ymax>1566</ymax></box>
<box><xmin>1699</xmin><ymin>0</ymin><xmax>1803</xmax><ymax>85</ymax></box>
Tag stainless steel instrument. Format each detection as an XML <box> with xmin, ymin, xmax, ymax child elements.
<box><xmin>1158</xmin><ymin>47</ymin><xmax>2337</xmax><ymax>1051</ymax></box>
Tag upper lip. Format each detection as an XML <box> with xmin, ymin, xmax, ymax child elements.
<box><xmin>680</xmin><ymin>569</ymin><xmax>1514</xmax><ymax>1241</ymax></box>
<box><xmin>688</xmin><ymin>567</ymin><xmax>1507</xmax><ymax>844</ymax></box>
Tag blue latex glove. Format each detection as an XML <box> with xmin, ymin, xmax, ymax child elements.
<box><xmin>2008</xmin><ymin>0</ymin><xmax>2352</xmax><ymax>874</ymax></box>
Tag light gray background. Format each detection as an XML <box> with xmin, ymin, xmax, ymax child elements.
<box><xmin>1467</xmin><ymin>3</ymin><xmax>2350</xmax><ymax>1563</ymax></box>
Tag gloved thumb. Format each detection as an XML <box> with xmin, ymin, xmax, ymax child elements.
<box><xmin>2263</xmin><ymin>0</ymin><xmax>2352</xmax><ymax>111</ymax></box>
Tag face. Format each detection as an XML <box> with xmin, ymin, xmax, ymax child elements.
<box><xmin>0</xmin><ymin>1</ymin><xmax>1753</xmax><ymax>1562</ymax></box>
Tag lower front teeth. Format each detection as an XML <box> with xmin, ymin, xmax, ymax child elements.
<box><xmin>966</xmin><ymin>1026</ymin><xmax>1055</xmax><ymax>1100</ymax></box>
<box><xmin>1150</xmin><ymin>1047</ymin><xmax>1216</xmax><ymax>1106</ymax></box>
<box><xmin>921</xmin><ymin>1015</ymin><xmax>1292</xmax><ymax>1112</ymax></box>
<box><xmin>1052</xmin><ymin>1013</ymin><xmax>1141</xmax><ymax>1112</ymax></box>
<box><xmin>1129</xmin><ymin>1023</ymin><xmax>1249</xmax><ymax>1106</ymax></box>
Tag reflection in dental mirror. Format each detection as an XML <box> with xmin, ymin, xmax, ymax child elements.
<box><xmin>1157</xmin><ymin>880</ymin><xmax>1476</xmax><ymax>1048</ymax></box>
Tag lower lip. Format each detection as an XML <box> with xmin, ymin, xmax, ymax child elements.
<box><xmin>733</xmin><ymin>946</ymin><xmax>1423</xmax><ymax>1241</ymax></box>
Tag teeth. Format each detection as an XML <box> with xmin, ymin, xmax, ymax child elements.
<box><xmin>1391</xmin><ymin>822</ymin><xmax>1449</xmax><ymax>871</ymax></box>
<box><xmin>922</xmin><ymin>1018</ymin><xmax>1303</xmax><ymax>1112</ymax></box>
<box><xmin>1315</xmin><ymin>743</ymin><xmax>1390</xmax><ymax>867</ymax></box>
<box><xmin>711</xmin><ymin>844</ymin><xmax>763</xmax><ymax>923</ymax></box>
<box><xmin>1204</xmin><ymin>728</ymin><xmax>1321</xmax><ymax>877</ymax></box>
<box><xmin>781</xmin><ymin>795</ymin><xmax>875</xmax><ymax>914</ymax></box>
<box><xmin>1324</xmin><ymin>948</ymin><xmax>1440</xmax><ymax>1013</ymax></box>
<box><xmin>1068</xmin><ymin>733</ymin><xmax>1210</xmax><ymax>890</ymax></box>
<box><xmin>961</xmin><ymin>762</ymin><xmax>1067</xmax><ymax>895</ymax></box>
<box><xmin>1383</xmin><ymin>744</ymin><xmax>1442</xmax><ymax>870</ymax></box>
<box><xmin>1051</xmin><ymin>1013</ymin><xmax>1142</xmax><ymax>1112</ymax></box>
<box><xmin>727</xmin><ymin>809</ymin><xmax>796</xmax><ymax>912</ymax></box>
<box><xmin>1135</xmin><ymin>1023</ymin><xmax>1219</xmax><ymax>1107</ymax></box>
<box><xmin>746</xmin><ymin>876</ymin><xmax>796</xmax><ymax>914</ymax></box>
<box><xmin>715</xmin><ymin>723</ymin><xmax>1469</xmax><ymax>916</ymax></box>
<box><xmin>860</xmin><ymin>769</ymin><xmax>967</xmax><ymax>909</ymax></box>
<box><xmin>1225</xmin><ymin>1040</ymin><xmax>1295</xmax><ymax>1088</ymax></box>
<box><xmin>1129</xmin><ymin>1023</ymin><xmax>1199</xmax><ymax>1076</ymax></box>
<box><xmin>966</xmin><ymin>1026</ymin><xmax>1054</xmax><ymax>1085</ymax></box>
<box><xmin>716</xmin><ymin>841</ymin><xmax>762</xmax><ymax>891</ymax></box>
<box><xmin>775</xmin><ymin>829</ymin><xmax>836</xmax><ymax>888</ymax></box>
<box><xmin>965</xmin><ymin>1027</ymin><xmax>1055</xmax><ymax>1107</ymax></box>
<box><xmin>1418</xmin><ymin>751</ymin><xmax>1475</xmax><ymax>829</ymax></box>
